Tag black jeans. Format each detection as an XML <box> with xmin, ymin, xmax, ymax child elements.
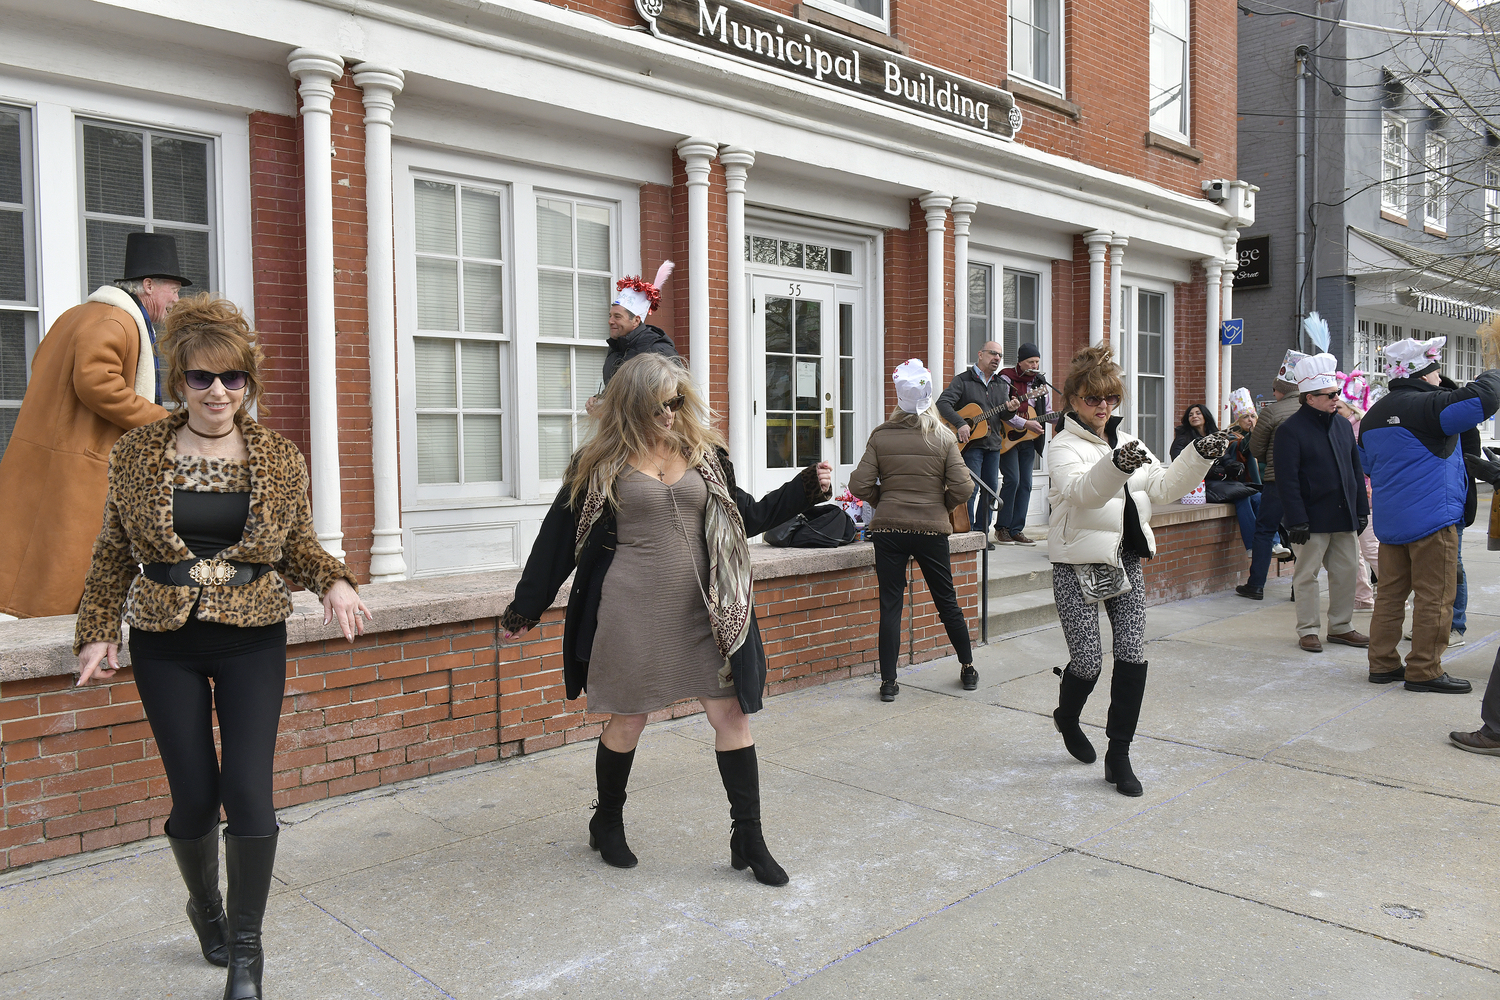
<box><xmin>873</xmin><ymin>532</ymin><xmax>973</xmax><ymax>681</ymax></box>
<box><xmin>130</xmin><ymin>633</ymin><xmax>287</xmax><ymax>839</ymax></box>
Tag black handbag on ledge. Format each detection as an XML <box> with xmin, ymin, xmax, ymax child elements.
<box><xmin>764</xmin><ymin>505</ymin><xmax>858</xmax><ymax>548</ymax></box>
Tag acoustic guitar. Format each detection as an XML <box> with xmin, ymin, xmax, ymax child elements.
<box><xmin>999</xmin><ymin>407</ymin><xmax>1066</xmax><ymax>455</ymax></box>
<box><xmin>943</xmin><ymin>384</ymin><xmax>1049</xmax><ymax>453</ymax></box>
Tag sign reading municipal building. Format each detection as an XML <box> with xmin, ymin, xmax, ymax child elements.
<box><xmin>636</xmin><ymin>0</ymin><xmax>1019</xmax><ymax>141</ymax></box>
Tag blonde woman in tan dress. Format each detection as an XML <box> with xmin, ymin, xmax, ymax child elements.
<box><xmin>502</xmin><ymin>354</ymin><xmax>831</xmax><ymax>886</ymax></box>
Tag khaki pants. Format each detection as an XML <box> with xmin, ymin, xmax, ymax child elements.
<box><xmin>1291</xmin><ymin>531</ymin><xmax>1359</xmax><ymax>638</ymax></box>
<box><xmin>1369</xmin><ymin>525</ymin><xmax>1458</xmax><ymax>682</ymax></box>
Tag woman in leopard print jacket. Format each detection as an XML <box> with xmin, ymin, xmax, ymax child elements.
<box><xmin>72</xmin><ymin>295</ymin><xmax>366</xmax><ymax>1000</ymax></box>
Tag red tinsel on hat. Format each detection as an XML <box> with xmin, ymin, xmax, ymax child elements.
<box><xmin>614</xmin><ymin>276</ymin><xmax>663</xmax><ymax>313</ymax></box>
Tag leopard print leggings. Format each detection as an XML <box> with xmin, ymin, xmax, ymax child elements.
<box><xmin>1052</xmin><ymin>553</ymin><xmax>1147</xmax><ymax>680</ymax></box>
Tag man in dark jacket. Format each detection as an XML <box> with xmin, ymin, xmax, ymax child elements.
<box><xmin>1360</xmin><ymin>338</ymin><xmax>1500</xmax><ymax>693</ymax></box>
<box><xmin>1276</xmin><ymin>353</ymin><xmax>1369</xmax><ymax>653</ymax></box>
<box><xmin>995</xmin><ymin>342</ymin><xmax>1049</xmax><ymax>545</ymax></box>
<box><xmin>585</xmin><ymin>269</ymin><xmax>682</xmax><ymax>414</ymax></box>
<box><xmin>935</xmin><ymin>342</ymin><xmax>1018</xmax><ymax>547</ymax></box>
<box><xmin>1237</xmin><ymin>354</ymin><xmax>1302</xmax><ymax>600</ymax></box>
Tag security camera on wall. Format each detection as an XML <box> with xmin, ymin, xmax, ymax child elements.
<box><xmin>1202</xmin><ymin>179</ymin><xmax>1230</xmax><ymax>203</ymax></box>
<box><xmin>1202</xmin><ymin>179</ymin><xmax>1258</xmax><ymax>228</ymax></box>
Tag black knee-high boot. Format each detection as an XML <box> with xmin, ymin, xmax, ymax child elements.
<box><xmin>1052</xmin><ymin>667</ymin><xmax>1100</xmax><ymax>764</ymax></box>
<box><xmin>167</xmin><ymin>822</ymin><xmax>230</xmax><ymax>967</ymax></box>
<box><xmin>222</xmin><ymin>829</ymin><xmax>278</xmax><ymax>1000</ymax></box>
<box><xmin>715</xmin><ymin>745</ymin><xmax>788</xmax><ymax>887</ymax></box>
<box><xmin>1103</xmin><ymin>660</ymin><xmax>1148</xmax><ymax>797</ymax></box>
<box><xmin>589</xmin><ymin>743</ymin><xmax>638</xmax><ymax>869</ymax></box>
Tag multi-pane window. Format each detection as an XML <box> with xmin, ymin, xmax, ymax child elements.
<box><xmin>1010</xmin><ymin>0</ymin><xmax>1061</xmax><ymax>90</ymax></box>
<box><xmin>764</xmin><ymin>296</ymin><xmax>822</xmax><ymax>469</ymax></box>
<box><xmin>804</xmin><ymin>0</ymin><xmax>885</xmax><ymax>30</ymax></box>
<box><xmin>1003</xmin><ymin>269</ymin><xmax>1040</xmax><ymax>364</ymax></box>
<box><xmin>967</xmin><ymin>262</ymin><xmax>993</xmax><ymax>361</ymax></box>
<box><xmin>838</xmin><ymin>303</ymin><xmax>856</xmax><ymax>465</ymax></box>
<box><xmin>747</xmin><ymin>235</ymin><xmax>853</xmax><ymax>275</ymax></box>
<box><xmin>79</xmin><ymin>121</ymin><xmax>214</xmax><ymax>293</ymax></box>
<box><xmin>1486</xmin><ymin>163</ymin><xmax>1500</xmax><ymax>248</ymax></box>
<box><xmin>1381</xmin><ymin>114</ymin><xmax>1407</xmax><ymax>217</ymax></box>
<box><xmin>1425</xmin><ymin>133</ymin><xmax>1448</xmax><ymax>230</ymax></box>
<box><xmin>1149</xmin><ymin>0</ymin><xmax>1190</xmax><ymax>137</ymax></box>
<box><xmin>536</xmin><ymin>196</ymin><xmax>612</xmax><ymax>479</ymax></box>
<box><xmin>1136</xmin><ymin>290</ymin><xmax>1167</xmax><ymax>459</ymax></box>
<box><xmin>1448</xmin><ymin>334</ymin><xmax>1479</xmax><ymax>383</ymax></box>
<box><xmin>412</xmin><ymin>178</ymin><xmax>507</xmax><ymax>486</ymax></box>
<box><xmin>1</xmin><ymin>105</ymin><xmax>36</xmax><ymax>461</ymax></box>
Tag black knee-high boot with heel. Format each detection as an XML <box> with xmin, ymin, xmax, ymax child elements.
<box><xmin>1052</xmin><ymin>666</ymin><xmax>1100</xmax><ymax>764</ymax></box>
<box><xmin>589</xmin><ymin>743</ymin><xmax>638</xmax><ymax>868</ymax></box>
<box><xmin>715</xmin><ymin>745</ymin><xmax>788</xmax><ymax>886</ymax></box>
<box><xmin>222</xmin><ymin>829</ymin><xmax>278</xmax><ymax>1000</ymax></box>
<box><xmin>167</xmin><ymin>822</ymin><xmax>230</xmax><ymax>967</ymax></box>
<box><xmin>1103</xmin><ymin>660</ymin><xmax>1148</xmax><ymax>797</ymax></box>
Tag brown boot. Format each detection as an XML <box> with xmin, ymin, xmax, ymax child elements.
<box><xmin>1299</xmin><ymin>635</ymin><xmax>1323</xmax><ymax>652</ymax></box>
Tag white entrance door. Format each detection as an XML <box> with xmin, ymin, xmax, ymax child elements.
<box><xmin>752</xmin><ymin>276</ymin><xmax>842</xmax><ymax>492</ymax></box>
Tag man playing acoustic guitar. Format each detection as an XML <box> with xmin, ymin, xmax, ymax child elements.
<box><xmin>995</xmin><ymin>343</ymin><xmax>1049</xmax><ymax>545</ymax></box>
<box><xmin>936</xmin><ymin>342</ymin><xmax>1022</xmax><ymax>549</ymax></box>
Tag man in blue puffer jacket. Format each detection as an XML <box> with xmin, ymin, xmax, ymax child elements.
<box><xmin>1359</xmin><ymin>337</ymin><xmax>1500</xmax><ymax>693</ymax></box>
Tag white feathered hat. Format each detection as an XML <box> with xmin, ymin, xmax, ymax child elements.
<box><xmin>613</xmin><ymin>261</ymin><xmax>675</xmax><ymax>320</ymax></box>
<box><xmin>1383</xmin><ymin>336</ymin><xmax>1445</xmax><ymax>381</ymax></box>
<box><xmin>1292</xmin><ymin>353</ymin><xmax>1340</xmax><ymax>393</ymax></box>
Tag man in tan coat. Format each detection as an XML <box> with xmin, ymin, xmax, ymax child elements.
<box><xmin>0</xmin><ymin>233</ymin><xmax>184</xmax><ymax>617</ymax></box>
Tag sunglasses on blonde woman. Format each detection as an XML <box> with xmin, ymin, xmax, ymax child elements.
<box><xmin>1082</xmin><ymin>394</ymin><xmax>1121</xmax><ymax>407</ymax></box>
<box><xmin>185</xmin><ymin>369</ymin><xmax>250</xmax><ymax>391</ymax></box>
<box><xmin>659</xmin><ymin>394</ymin><xmax>686</xmax><ymax>414</ymax></box>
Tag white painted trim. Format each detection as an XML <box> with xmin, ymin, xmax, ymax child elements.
<box><xmin>800</xmin><ymin>0</ymin><xmax>891</xmax><ymax>33</ymax></box>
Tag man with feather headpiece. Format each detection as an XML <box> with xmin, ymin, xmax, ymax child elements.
<box><xmin>585</xmin><ymin>262</ymin><xmax>682</xmax><ymax>414</ymax></box>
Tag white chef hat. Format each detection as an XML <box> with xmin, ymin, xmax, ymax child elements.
<box><xmin>1292</xmin><ymin>353</ymin><xmax>1340</xmax><ymax>393</ymax></box>
<box><xmin>1277</xmin><ymin>348</ymin><xmax>1309</xmax><ymax>388</ymax></box>
<box><xmin>1383</xmin><ymin>336</ymin><xmax>1445</xmax><ymax>381</ymax></box>
<box><xmin>893</xmin><ymin>359</ymin><xmax>933</xmax><ymax>414</ymax></box>
<box><xmin>1228</xmin><ymin>387</ymin><xmax>1255</xmax><ymax>421</ymax></box>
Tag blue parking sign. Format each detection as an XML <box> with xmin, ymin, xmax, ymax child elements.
<box><xmin>1220</xmin><ymin>318</ymin><xmax>1244</xmax><ymax>346</ymax></box>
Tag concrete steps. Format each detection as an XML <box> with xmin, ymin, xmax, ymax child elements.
<box><xmin>974</xmin><ymin>543</ymin><xmax>1058</xmax><ymax>638</ymax></box>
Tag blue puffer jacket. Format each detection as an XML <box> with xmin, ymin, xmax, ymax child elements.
<box><xmin>1358</xmin><ymin>371</ymin><xmax>1500</xmax><ymax>545</ymax></box>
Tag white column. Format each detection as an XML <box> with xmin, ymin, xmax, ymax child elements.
<box><xmin>1108</xmin><ymin>236</ymin><xmax>1128</xmax><ymax>348</ymax></box>
<box><xmin>720</xmin><ymin>146</ymin><xmax>754</xmax><ymax>475</ymax></box>
<box><xmin>919</xmin><ymin>193</ymin><xmax>952</xmax><ymax>382</ymax></box>
<box><xmin>950</xmin><ymin>200</ymin><xmax>976</xmax><ymax>369</ymax></box>
<box><xmin>1085</xmin><ymin>231</ymin><xmax>1111</xmax><ymax>348</ymax></box>
<box><xmin>676</xmin><ymin>138</ymin><xmax>718</xmax><ymax>402</ymax></box>
<box><xmin>353</xmin><ymin>62</ymin><xmax>407</xmax><ymax>583</ymax></box>
<box><xmin>1203</xmin><ymin>258</ymin><xmax>1223</xmax><ymax>422</ymax></box>
<box><xmin>289</xmin><ymin>49</ymin><xmax>346</xmax><ymax>559</ymax></box>
<box><xmin>1220</xmin><ymin>233</ymin><xmax>1239</xmax><ymax>425</ymax></box>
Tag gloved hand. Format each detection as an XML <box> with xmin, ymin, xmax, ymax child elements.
<box><xmin>1287</xmin><ymin>523</ymin><xmax>1312</xmax><ymax>546</ymax></box>
<box><xmin>1192</xmin><ymin>429</ymin><xmax>1236</xmax><ymax>460</ymax></box>
<box><xmin>1357</xmin><ymin>516</ymin><xmax>1368</xmax><ymax>534</ymax></box>
<box><xmin>1113</xmin><ymin>440</ymin><xmax>1152</xmax><ymax>473</ymax></box>
<box><xmin>1465</xmin><ymin>452</ymin><xmax>1500</xmax><ymax>487</ymax></box>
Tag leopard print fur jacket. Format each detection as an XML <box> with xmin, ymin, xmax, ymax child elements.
<box><xmin>73</xmin><ymin>411</ymin><xmax>358</xmax><ymax>653</ymax></box>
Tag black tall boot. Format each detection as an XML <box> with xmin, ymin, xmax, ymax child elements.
<box><xmin>588</xmin><ymin>743</ymin><xmax>638</xmax><ymax>869</ymax></box>
<box><xmin>1103</xmin><ymin>660</ymin><xmax>1148</xmax><ymax>798</ymax></box>
<box><xmin>167</xmin><ymin>822</ymin><xmax>230</xmax><ymax>967</ymax></box>
<box><xmin>715</xmin><ymin>745</ymin><xmax>788</xmax><ymax>886</ymax></box>
<box><xmin>1052</xmin><ymin>666</ymin><xmax>1100</xmax><ymax>764</ymax></box>
<box><xmin>222</xmin><ymin>829</ymin><xmax>278</xmax><ymax>1000</ymax></box>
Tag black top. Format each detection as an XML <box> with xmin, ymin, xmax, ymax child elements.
<box><xmin>601</xmin><ymin>324</ymin><xmax>680</xmax><ymax>387</ymax></box>
<box><xmin>1273</xmin><ymin>405</ymin><xmax>1367</xmax><ymax>534</ymax></box>
<box><xmin>128</xmin><ymin>488</ymin><xmax>285</xmax><ymax>660</ymax></box>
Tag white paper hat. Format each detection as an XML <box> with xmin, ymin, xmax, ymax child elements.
<box><xmin>1292</xmin><ymin>353</ymin><xmax>1340</xmax><ymax>393</ymax></box>
<box><xmin>1277</xmin><ymin>348</ymin><xmax>1309</xmax><ymax>387</ymax></box>
<box><xmin>1228</xmin><ymin>387</ymin><xmax>1255</xmax><ymax>421</ymax></box>
<box><xmin>612</xmin><ymin>261</ymin><xmax>675</xmax><ymax>321</ymax></box>
<box><xmin>893</xmin><ymin>359</ymin><xmax>934</xmax><ymax>414</ymax></box>
<box><xmin>1383</xmin><ymin>336</ymin><xmax>1445</xmax><ymax>380</ymax></box>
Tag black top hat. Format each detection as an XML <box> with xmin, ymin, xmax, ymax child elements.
<box><xmin>120</xmin><ymin>232</ymin><xmax>192</xmax><ymax>287</ymax></box>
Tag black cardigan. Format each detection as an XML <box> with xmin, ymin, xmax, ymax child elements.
<box><xmin>500</xmin><ymin>453</ymin><xmax>827</xmax><ymax>715</ymax></box>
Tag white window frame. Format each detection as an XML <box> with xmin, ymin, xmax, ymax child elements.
<box><xmin>1149</xmin><ymin>0</ymin><xmax>1191</xmax><ymax>139</ymax></box>
<box><xmin>1382</xmin><ymin>113</ymin><xmax>1407</xmax><ymax>217</ymax></box>
<box><xmin>800</xmin><ymin>0</ymin><xmax>888</xmax><ymax>34</ymax></box>
<box><xmin>0</xmin><ymin>102</ymin><xmax>38</xmax><ymax>462</ymax></box>
<box><xmin>393</xmin><ymin>145</ymin><xmax>640</xmax><ymax>513</ymax></box>
<box><xmin>1424</xmin><ymin>131</ymin><xmax>1448</xmax><ymax>231</ymax></box>
<box><xmin>1010</xmin><ymin>0</ymin><xmax>1064</xmax><ymax>93</ymax></box>
<box><xmin>1486</xmin><ymin>161</ymin><xmax>1500</xmax><ymax>249</ymax></box>
<box><xmin>1118</xmin><ymin>277</ymin><xmax>1175</xmax><ymax>461</ymax></box>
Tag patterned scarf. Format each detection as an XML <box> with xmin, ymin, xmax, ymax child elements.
<box><xmin>573</xmin><ymin>453</ymin><xmax>754</xmax><ymax>661</ymax></box>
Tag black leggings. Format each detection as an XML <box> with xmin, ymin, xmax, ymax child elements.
<box><xmin>873</xmin><ymin>532</ymin><xmax>973</xmax><ymax>681</ymax></box>
<box><xmin>130</xmin><ymin>640</ymin><xmax>287</xmax><ymax>839</ymax></box>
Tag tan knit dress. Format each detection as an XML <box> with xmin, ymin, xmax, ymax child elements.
<box><xmin>585</xmin><ymin>468</ymin><xmax>736</xmax><ymax>714</ymax></box>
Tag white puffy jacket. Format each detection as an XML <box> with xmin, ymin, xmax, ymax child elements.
<box><xmin>1047</xmin><ymin>414</ymin><xmax>1213</xmax><ymax>567</ymax></box>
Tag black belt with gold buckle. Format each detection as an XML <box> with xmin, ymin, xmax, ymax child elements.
<box><xmin>142</xmin><ymin>559</ymin><xmax>272</xmax><ymax>587</ymax></box>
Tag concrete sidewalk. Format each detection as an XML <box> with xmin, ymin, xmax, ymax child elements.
<box><xmin>3</xmin><ymin>530</ymin><xmax>1499</xmax><ymax>998</ymax></box>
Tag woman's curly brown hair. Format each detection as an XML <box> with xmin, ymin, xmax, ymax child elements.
<box><xmin>158</xmin><ymin>293</ymin><xmax>267</xmax><ymax>413</ymax></box>
<box><xmin>1061</xmin><ymin>344</ymin><xmax>1125</xmax><ymax>409</ymax></box>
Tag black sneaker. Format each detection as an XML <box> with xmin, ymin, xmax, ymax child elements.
<box><xmin>879</xmin><ymin>679</ymin><xmax>900</xmax><ymax>702</ymax></box>
<box><xmin>1235</xmin><ymin>584</ymin><xmax>1263</xmax><ymax>601</ymax></box>
<box><xmin>960</xmin><ymin>664</ymin><xmax>978</xmax><ymax>690</ymax></box>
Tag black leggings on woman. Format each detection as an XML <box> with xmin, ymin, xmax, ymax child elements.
<box><xmin>873</xmin><ymin>532</ymin><xmax>973</xmax><ymax>681</ymax></box>
<box><xmin>130</xmin><ymin>634</ymin><xmax>287</xmax><ymax>840</ymax></box>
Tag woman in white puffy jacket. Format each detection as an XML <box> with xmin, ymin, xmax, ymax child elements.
<box><xmin>1047</xmin><ymin>346</ymin><xmax>1229</xmax><ymax>797</ymax></box>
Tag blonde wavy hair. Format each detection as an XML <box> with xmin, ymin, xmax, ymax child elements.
<box><xmin>566</xmin><ymin>353</ymin><xmax>724</xmax><ymax>508</ymax></box>
<box><xmin>158</xmin><ymin>293</ymin><xmax>267</xmax><ymax>413</ymax></box>
<box><xmin>886</xmin><ymin>405</ymin><xmax>956</xmax><ymax>444</ymax></box>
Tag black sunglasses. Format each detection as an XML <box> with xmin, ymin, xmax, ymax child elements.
<box><xmin>659</xmin><ymin>394</ymin><xmax>686</xmax><ymax>414</ymax></box>
<box><xmin>1082</xmin><ymin>394</ymin><xmax>1121</xmax><ymax>407</ymax></box>
<box><xmin>1309</xmin><ymin>390</ymin><xmax>1340</xmax><ymax>401</ymax></box>
<box><xmin>185</xmin><ymin>369</ymin><xmax>250</xmax><ymax>391</ymax></box>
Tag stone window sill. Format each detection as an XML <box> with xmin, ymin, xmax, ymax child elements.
<box><xmin>1381</xmin><ymin>209</ymin><xmax>1408</xmax><ymax>226</ymax></box>
<box><xmin>1004</xmin><ymin>79</ymin><xmax>1082</xmax><ymax>120</ymax></box>
<box><xmin>792</xmin><ymin>4</ymin><xmax>906</xmax><ymax>52</ymax></box>
<box><xmin>1144</xmin><ymin>131</ymin><xmax>1203</xmax><ymax>163</ymax></box>
<box><xmin>1424</xmin><ymin>223</ymin><xmax>1447</xmax><ymax>238</ymax></box>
